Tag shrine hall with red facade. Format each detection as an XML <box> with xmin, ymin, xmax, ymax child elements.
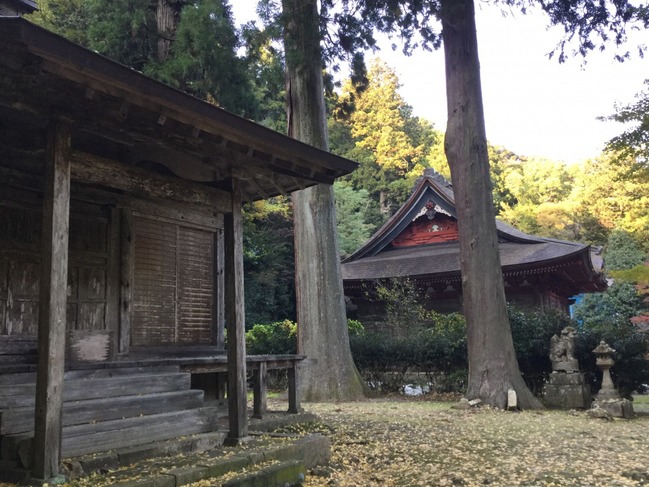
<box><xmin>341</xmin><ymin>170</ymin><xmax>607</xmax><ymax>331</ymax></box>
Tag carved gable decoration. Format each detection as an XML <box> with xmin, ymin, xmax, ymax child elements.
<box><xmin>392</xmin><ymin>210</ymin><xmax>459</xmax><ymax>247</ymax></box>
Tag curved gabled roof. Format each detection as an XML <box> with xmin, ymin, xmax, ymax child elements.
<box><xmin>343</xmin><ymin>170</ymin><xmax>547</xmax><ymax>262</ymax></box>
<box><xmin>342</xmin><ymin>169</ymin><xmax>606</xmax><ymax>293</ymax></box>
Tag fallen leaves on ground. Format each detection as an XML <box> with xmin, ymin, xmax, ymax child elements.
<box><xmin>297</xmin><ymin>398</ymin><xmax>649</xmax><ymax>487</ymax></box>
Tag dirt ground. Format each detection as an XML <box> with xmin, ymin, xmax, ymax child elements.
<box><xmin>294</xmin><ymin>397</ymin><xmax>649</xmax><ymax>487</ymax></box>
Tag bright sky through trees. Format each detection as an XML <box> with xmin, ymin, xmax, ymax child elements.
<box><xmin>231</xmin><ymin>2</ymin><xmax>647</xmax><ymax>165</ymax></box>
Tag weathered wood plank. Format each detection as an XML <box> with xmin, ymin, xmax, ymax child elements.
<box><xmin>0</xmin><ymin>372</ymin><xmax>191</xmax><ymax>408</ymax></box>
<box><xmin>6</xmin><ymin>406</ymin><xmax>221</xmax><ymax>466</ymax></box>
<box><xmin>224</xmin><ymin>178</ymin><xmax>248</xmax><ymax>444</ymax></box>
<box><xmin>0</xmin><ymin>389</ymin><xmax>205</xmax><ymax>435</ymax></box>
<box><xmin>0</xmin><ymin>337</ymin><xmax>38</xmax><ymax>355</ymax></box>
<box><xmin>69</xmin><ymin>151</ymin><xmax>231</xmax><ymax>213</ymax></box>
<box><xmin>60</xmin><ymin>407</ymin><xmax>220</xmax><ymax>458</ymax></box>
<box><xmin>0</xmin><ymin>364</ymin><xmax>180</xmax><ymax>387</ymax></box>
<box><xmin>33</xmin><ymin>122</ymin><xmax>71</xmax><ymax>480</ymax></box>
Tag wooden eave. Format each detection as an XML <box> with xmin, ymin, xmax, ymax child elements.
<box><xmin>0</xmin><ymin>18</ymin><xmax>358</xmax><ymax>202</ymax></box>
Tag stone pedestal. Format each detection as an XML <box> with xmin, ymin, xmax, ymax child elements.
<box><xmin>544</xmin><ymin>371</ymin><xmax>592</xmax><ymax>409</ymax></box>
<box><xmin>593</xmin><ymin>398</ymin><xmax>635</xmax><ymax>419</ymax></box>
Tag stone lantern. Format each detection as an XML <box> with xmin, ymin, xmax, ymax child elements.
<box><xmin>591</xmin><ymin>340</ymin><xmax>634</xmax><ymax>418</ymax></box>
<box><xmin>593</xmin><ymin>341</ymin><xmax>618</xmax><ymax>401</ymax></box>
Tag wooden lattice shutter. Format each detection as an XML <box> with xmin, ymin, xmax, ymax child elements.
<box><xmin>131</xmin><ymin>216</ymin><xmax>214</xmax><ymax>347</ymax></box>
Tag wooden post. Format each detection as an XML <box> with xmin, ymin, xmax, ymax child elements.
<box><xmin>32</xmin><ymin>123</ymin><xmax>71</xmax><ymax>481</ymax></box>
<box><xmin>214</xmin><ymin>228</ymin><xmax>225</xmax><ymax>349</ymax></box>
<box><xmin>118</xmin><ymin>209</ymin><xmax>134</xmax><ymax>354</ymax></box>
<box><xmin>252</xmin><ymin>361</ymin><xmax>267</xmax><ymax>419</ymax></box>
<box><xmin>288</xmin><ymin>363</ymin><xmax>301</xmax><ymax>414</ymax></box>
<box><xmin>224</xmin><ymin>177</ymin><xmax>248</xmax><ymax>444</ymax></box>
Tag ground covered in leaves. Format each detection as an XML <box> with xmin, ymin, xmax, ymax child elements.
<box><xmin>3</xmin><ymin>397</ymin><xmax>649</xmax><ymax>487</ymax></box>
<box><xmin>297</xmin><ymin>397</ymin><xmax>649</xmax><ymax>487</ymax></box>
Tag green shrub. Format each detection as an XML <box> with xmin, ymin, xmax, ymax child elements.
<box><xmin>245</xmin><ymin>320</ymin><xmax>297</xmax><ymax>355</ymax></box>
<box><xmin>350</xmin><ymin>313</ymin><xmax>468</xmax><ymax>394</ymax></box>
<box><xmin>347</xmin><ymin>319</ymin><xmax>365</xmax><ymax>336</ymax></box>
<box><xmin>508</xmin><ymin>307</ymin><xmax>572</xmax><ymax>394</ymax></box>
<box><xmin>351</xmin><ymin>301</ymin><xmax>649</xmax><ymax>397</ymax></box>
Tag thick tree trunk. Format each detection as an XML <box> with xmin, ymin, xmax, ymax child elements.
<box><xmin>156</xmin><ymin>0</ymin><xmax>181</xmax><ymax>61</ymax></box>
<box><xmin>282</xmin><ymin>0</ymin><xmax>365</xmax><ymax>401</ymax></box>
<box><xmin>440</xmin><ymin>0</ymin><xmax>542</xmax><ymax>409</ymax></box>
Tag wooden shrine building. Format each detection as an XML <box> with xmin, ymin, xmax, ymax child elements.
<box><xmin>342</xmin><ymin>170</ymin><xmax>606</xmax><ymax>331</ymax></box>
<box><xmin>0</xmin><ymin>16</ymin><xmax>357</xmax><ymax>482</ymax></box>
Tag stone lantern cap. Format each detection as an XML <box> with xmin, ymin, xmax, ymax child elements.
<box><xmin>593</xmin><ymin>340</ymin><xmax>615</xmax><ymax>356</ymax></box>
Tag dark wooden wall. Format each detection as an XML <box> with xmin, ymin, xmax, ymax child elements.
<box><xmin>0</xmin><ymin>180</ymin><xmax>225</xmax><ymax>358</ymax></box>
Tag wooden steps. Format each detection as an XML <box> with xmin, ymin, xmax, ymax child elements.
<box><xmin>0</xmin><ymin>366</ymin><xmax>223</xmax><ymax>467</ymax></box>
<box><xmin>0</xmin><ymin>389</ymin><xmax>206</xmax><ymax>435</ymax></box>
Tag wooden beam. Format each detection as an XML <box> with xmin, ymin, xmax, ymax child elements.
<box><xmin>69</xmin><ymin>150</ymin><xmax>232</xmax><ymax>213</ymax></box>
<box><xmin>224</xmin><ymin>178</ymin><xmax>248</xmax><ymax>444</ymax></box>
<box><xmin>32</xmin><ymin>123</ymin><xmax>71</xmax><ymax>480</ymax></box>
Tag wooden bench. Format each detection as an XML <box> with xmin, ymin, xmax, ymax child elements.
<box><xmin>179</xmin><ymin>354</ymin><xmax>307</xmax><ymax>419</ymax></box>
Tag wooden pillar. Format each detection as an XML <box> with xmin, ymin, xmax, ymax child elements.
<box><xmin>224</xmin><ymin>177</ymin><xmax>248</xmax><ymax>444</ymax></box>
<box><xmin>118</xmin><ymin>209</ymin><xmax>134</xmax><ymax>354</ymax></box>
<box><xmin>252</xmin><ymin>362</ymin><xmax>267</xmax><ymax>419</ymax></box>
<box><xmin>288</xmin><ymin>364</ymin><xmax>301</xmax><ymax>414</ymax></box>
<box><xmin>32</xmin><ymin>124</ymin><xmax>71</xmax><ymax>481</ymax></box>
<box><xmin>215</xmin><ymin>228</ymin><xmax>225</xmax><ymax>349</ymax></box>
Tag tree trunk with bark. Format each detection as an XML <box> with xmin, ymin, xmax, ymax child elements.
<box><xmin>440</xmin><ymin>0</ymin><xmax>542</xmax><ymax>409</ymax></box>
<box><xmin>281</xmin><ymin>0</ymin><xmax>365</xmax><ymax>401</ymax></box>
<box><xmin>156</xmin><ymin>0</ymin><xmax>182</xmax><ymax>61</ymax></box>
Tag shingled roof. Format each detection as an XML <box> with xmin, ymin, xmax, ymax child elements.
<box><xmin>342</xmin><ymin>170</ymin><xmax>606</xmax><ymax>294</ymax></box>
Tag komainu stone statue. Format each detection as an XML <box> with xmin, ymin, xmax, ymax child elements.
<box><xmin>550</xmin><ymin>326</ymin><xmax>579</xmax><ymax>373</ymax></box>
<box><xmin>544</xmin><ymin>326</ymin><xmax>591</xmax><ymax>409</ymax></box>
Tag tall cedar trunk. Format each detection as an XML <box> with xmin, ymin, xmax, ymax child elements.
<box><xmin>156</xmin><ymin>0</ymin><xmax>180</xmax><ymax>61</ymax></box>
<box><xmin>282</xmin><ymin>0</ymin><xmax>365</xmax><ymax>401</ymax></box>
<box><xmin>440</xmin><ymin>0</ymin><xmax>542</xmax><ymax>409</ymax></box>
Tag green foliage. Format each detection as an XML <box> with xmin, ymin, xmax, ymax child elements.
<box><xmin>146</xmin><ymin>0</ymin><xmax>256</xmax><ymax>116</ymax></box>
<box><xmin>508</xmin><ymin>307</ymin><xmax>574</xmax><ymax>393</ymax></box>
<box><xmin>605</xmin><ymin>230</ymin><xmax>647</xmax><ymax>271</ymax></box>
<box><xmin>28</xmin><ymin>0</ymin><xmax>90</xmax><ymax>44</ymax></box>
<box><xmin>354</xmin><ymin>278</ymin><xmax>649</xmax><ymax>396</ymax></box>
<box><xmin>331</xmin><ymin>60</ymin><xmax>439</xmax><ymax>218</ymax></box>
<box><xmin>350</xmin><ymin>319</ymin><xmax>468</xmax><ymax>394</ymax></box>
<box><xmin>602</xmin><ymin>79</ymin><xmax>649</xmax><ymax>179</ymax></box>
<box><xmin>347</xmin><ymin>319</ymin><xmax>365</xmax><ymax>336</ymax></box>
<box><xmin>353</xmin><ymin>278</ymin><xmax>468</xmax><ymax>392</ymax></box>
<box><xmin>243</xmin><ymin>199</ymin><xmax>296</xmax><ymax>325</ymax></box>
<box><xmin>86</xmin><ymin>0</ymin><xmax>156</xmax><ymax>71</ymax></box>
<box><xmin>572</xmin><ymin>282</ymin><xmax>648</xmax><ymax>396</ymax></box>
<box><xmin>245</xmin><ymin>319</ymin><xmax>297</xmax><ymax>355</ymax></box>
<box><xmin>572</xmin><ymin>282</ymin><xmax>643</xmax><ymax>331</ymax></box>
<box><xmin>333</xmin><ymin>181</ymin><xmax>373</xmax><ymax>258</ymax></box>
